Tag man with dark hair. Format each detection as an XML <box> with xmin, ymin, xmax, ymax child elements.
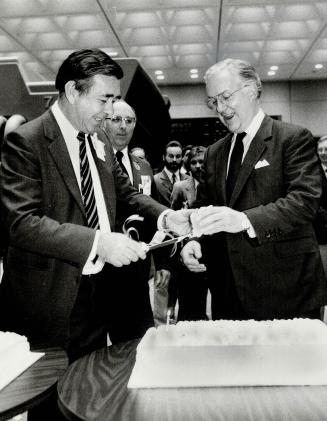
<box><xmin>181</xmin><ymin>58</ymin><xmax>327</xmax><ymax>321</ymax></box>
<box><xmin>154</xmin><ymin>140</ymin><xmax>188</xmax><ymax>207</ymax></box>
<box><xmin>0</xmin><ymin>49</ymin><xmax>192</xmax><ymax>364</ymax></box>
<box><xmin>153</xmin><ymin>140</ymin><xmax>189</xmax><ymax>323</ymax></box>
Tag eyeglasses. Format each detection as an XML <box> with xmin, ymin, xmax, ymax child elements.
<box><xmin>207</xmin><ymin>84</ymin><xmax>249</xmax><ymax>110</ymax></box>
<box><xmin>108</xmin><ymin>116</ymin><xmax>136</xmax><ymax>126</ymax></box>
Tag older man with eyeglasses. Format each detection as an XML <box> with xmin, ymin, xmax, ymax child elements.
<box><xmin>181</xmin><ymin>57</ymin><xmax>327</xmax><ymax>321</ymax></box>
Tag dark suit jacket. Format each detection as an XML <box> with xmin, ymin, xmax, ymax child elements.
<box><xmin>171</xmin><ymin>177</ymin><xmax>197</xmax><ymax>210</ymax></box>
<box><xmin>313</xmin><ymin>165</ymin><xmax>327</xmax><ymax>245</ymax></box>
<box><xmin>154</xmin><ymin>169</ymin><xmax>189</xmax><ymax>207</ymax></box>
<box><xmin>197</xmin><ymin>115</ymin><xmax>327</xmax><ymax>318</ymax></box>
<box><xmin>0</xmin><ymin>109</ymin><xmax>166</xmax><ymax>347</ymax></box>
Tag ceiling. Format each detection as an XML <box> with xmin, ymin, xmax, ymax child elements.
<box><xmin>1</xmin><ymin>0</ymin><xmax>327</xmax><ymax>87</ymax></box>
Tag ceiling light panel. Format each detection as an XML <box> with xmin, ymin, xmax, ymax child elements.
<box><xmin>0</xmin><ymin>0</ymin><xmax>326</xmax><ymax>85</ymax></box>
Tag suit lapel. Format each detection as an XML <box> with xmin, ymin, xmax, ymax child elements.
<box><xmin>229</xmin><ymin>115</ymin><xmax>273</xmax><ymax>206</ymax></box>
<box><xmin>46</xmin><ymin>111</ymin><xmax>85</xmax><ymax>217</ymax></box>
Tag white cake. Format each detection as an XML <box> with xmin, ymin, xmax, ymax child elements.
<box><xmin>128</xmin><ymin>319</ymin><xmax>327</xmax><ymax>388</ymax></box>
<box><xmin>0</xmin><ymin>331</ymin><xmax>44</xmax><ymax>391</ymax></box>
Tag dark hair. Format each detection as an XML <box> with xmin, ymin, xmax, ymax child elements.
<box><xmin>55</xmin><ymin>49</ymin><xmax>124</xmax><ymax>95</ymax></box>
<box><xmin>183</xmin><ymin>144</ymin><xmax>193</xmax><ymax>155</ymax></box>
<box><xmin>164</xmin><ymin>140</ymin><xmax>183</xmax><ymax>155</ymax></box>
<box><xmin>186</xmin><ymin>146</ymin><xmax>206</xmax><ymax>170</ymax></box>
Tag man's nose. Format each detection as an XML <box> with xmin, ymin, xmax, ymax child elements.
<box><xmin>104</xmin><ymin>98</ymin><xmax>114</xmax><ymax>117</ymax></box>
<box><xmin>216</xmin><ymin>100</ymin><xmax>227</xmax><ymax>113</ymax></box>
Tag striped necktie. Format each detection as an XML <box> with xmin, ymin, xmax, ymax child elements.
<box><xmin>226</xmin><ymin>132</ymin><xmax>246</xmax><ymax>203</ymax></box>
<box><xmin>77</xmin><ymin>132</ymin><xmax>100</xmax><ymax>229</ymax></box>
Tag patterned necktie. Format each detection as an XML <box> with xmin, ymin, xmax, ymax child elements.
<box><xmin>172</xmin><ymin>173</ymin><xmax>177</xmax><ymax>184</ymax></box>
<box><xmin>77</xmin><ymin>132</ymin><xmax>100</xmax><ymax>229</ymax></box>
<box><xmin>226</xmin><ymin>132</ymin><xmax>246</xmax><ymax>203</ymax></box>
<box><xmin>115</xmin><ymin>150</ymin><xmax>129</xmax><ymax>176</ymax></box>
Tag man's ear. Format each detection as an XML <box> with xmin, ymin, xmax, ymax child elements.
<box><xmin>248</xmin><ymin>83</ymin><xmax>258</xmax><ymax>100</ymax></box>
<box><xmin>65</xmin><ymin>81</ymin><xmax>78</xmax><ymax>104</ymax></box>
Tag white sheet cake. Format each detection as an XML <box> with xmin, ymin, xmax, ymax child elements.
<box><xmin>128</xmin><ymin>319</ymin><xmax>327</xmax><ymax>388</ymax></box>
<box><xmin>0</xmin><ymin>331</ymin><xmax>44</xmax><ymax>391</ymax></box>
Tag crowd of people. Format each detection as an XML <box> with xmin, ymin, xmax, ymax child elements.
<box><xmin>0</xmin><ymin>48</ymin><xmax>327</xmax><ymax>419</ymax></box>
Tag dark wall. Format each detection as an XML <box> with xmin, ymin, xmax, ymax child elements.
<box><xmin>0</xmin><ymin>63</ymin><xmax>50</xmax><ymax>120</ymax></box>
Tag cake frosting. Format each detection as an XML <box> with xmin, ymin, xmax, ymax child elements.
<box><xmin>0</xmin><ymin>331</ymin><xmax>43</xmax><ymax>391</ymax></box>
<box><xmin>139</xmin><ymin>319</ymin><xmax>327</xmax><ymax>348</ymax></box>
<box><xmin>128</xmin><ymin>319</ymin><xmax>327</xmax><ymax>388</ymax></box>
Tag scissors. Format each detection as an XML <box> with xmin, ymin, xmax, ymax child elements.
<box><xmin>122</xmin><ymin>214</ymin><xmax>193</xmax><ymax>255</ymax></box>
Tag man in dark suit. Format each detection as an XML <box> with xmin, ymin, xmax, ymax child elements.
<box><xmin>103</xmin><ymin>99</ymin><xmax>170</xmax><ymax>337</ymax></box>
<box><xmin>153</xmin><ymin>140</ymin><xmax>189</xmax><ymax>323</ymax></box>
<box><xmin>0</xmin><ymin>49</ymin><xmax>192</xmax><ymax>362</ymax></box>
<box><xmin>154</xmin><ymin>140</ymin><xmax>189</xmax><ymax>207</ymax></box>
<box><xmin>181</xmin><ymin>58</ymin><xmax>327</xmax><ymax>321</ymax></box>
<box><xmin>171</xmin><ymin>146</ymin><xmax>209</xmax><ymax>321</ymax></box>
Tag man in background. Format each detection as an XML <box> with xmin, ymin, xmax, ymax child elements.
<box><xmin>103</xmin><ymin>99</ymin><xmax>171</xmax><ymax>335</ymax></box>
<box><xmin>171</xmin><ymin>145</ymin><xmax>209</xmax><ymax>321</ymax></box>
<box><xmin>153</xmin><ymin>140</ymin><xmax>189</xmax><ymax>323</ymax></box>
<box><xmin>181</xmin><ymin>58</ymin><xmax>327</xmax><ymax>321</ymax></box>
<box><xmin>154</xmin><ymin>140</ymin><xmax>188</xmax><ymax>207</ymax></box>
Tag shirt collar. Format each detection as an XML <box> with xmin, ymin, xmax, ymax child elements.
<box><xmin>243</xmin><ymin>108</ymin><xmax>265</xmax><ymax>139</ymax></box>
<box><xmin>51</xmin><ymin>100</ymin><xmax>79</xmax><ymax>143</ymax></box>
<box><xmin>164</xmin><ymin>167</ymin><xmax>179</xmax><ymax>181</ymax></box>
<box><xmin>113</xmin><ymin>146</ymin><xmax>129</xmax><ymax>159</ymax></box>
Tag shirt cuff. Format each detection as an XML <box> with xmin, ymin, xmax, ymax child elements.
<box><xmin>243</xmin><ymin>214</ymin><xmax>256</xmax><ymax>238</ymax></box>
<box><xmin>157</xmin><ymin>209</ymin><xmax>173</xmax><ymax>231</ymax></box>
<box><xmin>86</xmin><ymin>230</ymin><xmax>100</xmax><ymax>263</ymax></box>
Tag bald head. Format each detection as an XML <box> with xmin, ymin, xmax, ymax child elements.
<box><xmin>105</xmin><ymin>100</ymin><xmax>136</xmax><ymax>151</ymax></box>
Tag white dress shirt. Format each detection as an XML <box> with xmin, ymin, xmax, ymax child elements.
<box><xmin>227</xmin><ymin>108</ymin><xmax>265</xmax><ymax>238</ymax></box>
<box><xmin>227</xmin><ymin>108</ymin><xmax>265</xmax><ymax>173</ymax></box>
<box><xmin>164</xmin><ymin>167</ymin><xmax>181</xmax><ymax>184</ymax></box>
<box><xmin>51</xmin><ymin>101</ymin><xmax>111</xmax><ymax>275</ymax></box>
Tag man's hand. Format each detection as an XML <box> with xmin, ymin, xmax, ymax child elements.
<box><xmin>164</xmin><ymin>209</ymin><xmax>193</xmax><ymax>236</ymax></box>
<box><xmin>181</xmin><ymin>240</ymin><xmax>206</xmax><ymax>272</ymax></box>
<box><xmin>192</xmin><ymin>206</ymin><xmax>248</xmax><ymax>235</ymax></box>
<box><xmin>154</xmin><ymin>269</ymin><xmax>171</xmax><ymax>288</ymax></box>
<box><xmin>97</xmin><ymin>232</ymin><xmax>147</xmax><ymax>267</ymax></box>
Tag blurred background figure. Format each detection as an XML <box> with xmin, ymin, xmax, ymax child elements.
<box><xmin>153</xmin><ymin>140</ymin><xmax>189</xmax><ymax>324</ymax></box>
<box><xmin>181</xmin><ymin>144</ymin><xmax>193</xmax><ymax>175</ymax></box>
<box><xmin>315</xmin><ymin>135</ymin><xmax>327</xmax><ymax>278</ymax></box>
<box><xmin>171</xmin><ymin>146</ymin><xmax>209</xmax><ymax>321</ymax></box>
<box><xmin>154</xmin><ymin>140</ymin><xmax>188</xmax><ymax>207</ymax></box>
<box><xmin>130</xmin><ymin>146</ymin><xmax>147</xmax><ymax>161</ymax></box>
<box><xmin>171</xmin><ymin>145</ymin><xmax>206</xmax><ymax>210</ymax></box>
<box><xmin>4</xmin><ymin>114</ymin><xmax>27</xmax><ymax>137</ymax></box>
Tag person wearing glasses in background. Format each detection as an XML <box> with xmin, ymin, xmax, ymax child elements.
<box><xmin>103</xmin><ymin>99</ymin><xmax>170</xmax><ymax>336</ymax></box>
<box><xmin>181</xmin><ymin>58</ymin><xmax>327</xmax><ymax>321</ymax></box>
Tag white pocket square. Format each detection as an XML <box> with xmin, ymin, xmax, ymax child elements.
<box><xmin>254</xmin><ymin>159</ymin><xmax>270</xmax><ymax>169</ymax></box>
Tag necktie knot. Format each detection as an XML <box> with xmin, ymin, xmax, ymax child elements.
<box><xmin>235</xmin><ymin>132</ymin><xmax>246</xmax><ymax>144</ymax></box>
<box><xmin>77</xmin><ymin>131</ymin><xmax>87</xmax><ymax>143</ymax></box>
<box><xmin>116</xmin><ymin>150</ymin><xmax>124</xmax><ymax>162</ymax></box>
